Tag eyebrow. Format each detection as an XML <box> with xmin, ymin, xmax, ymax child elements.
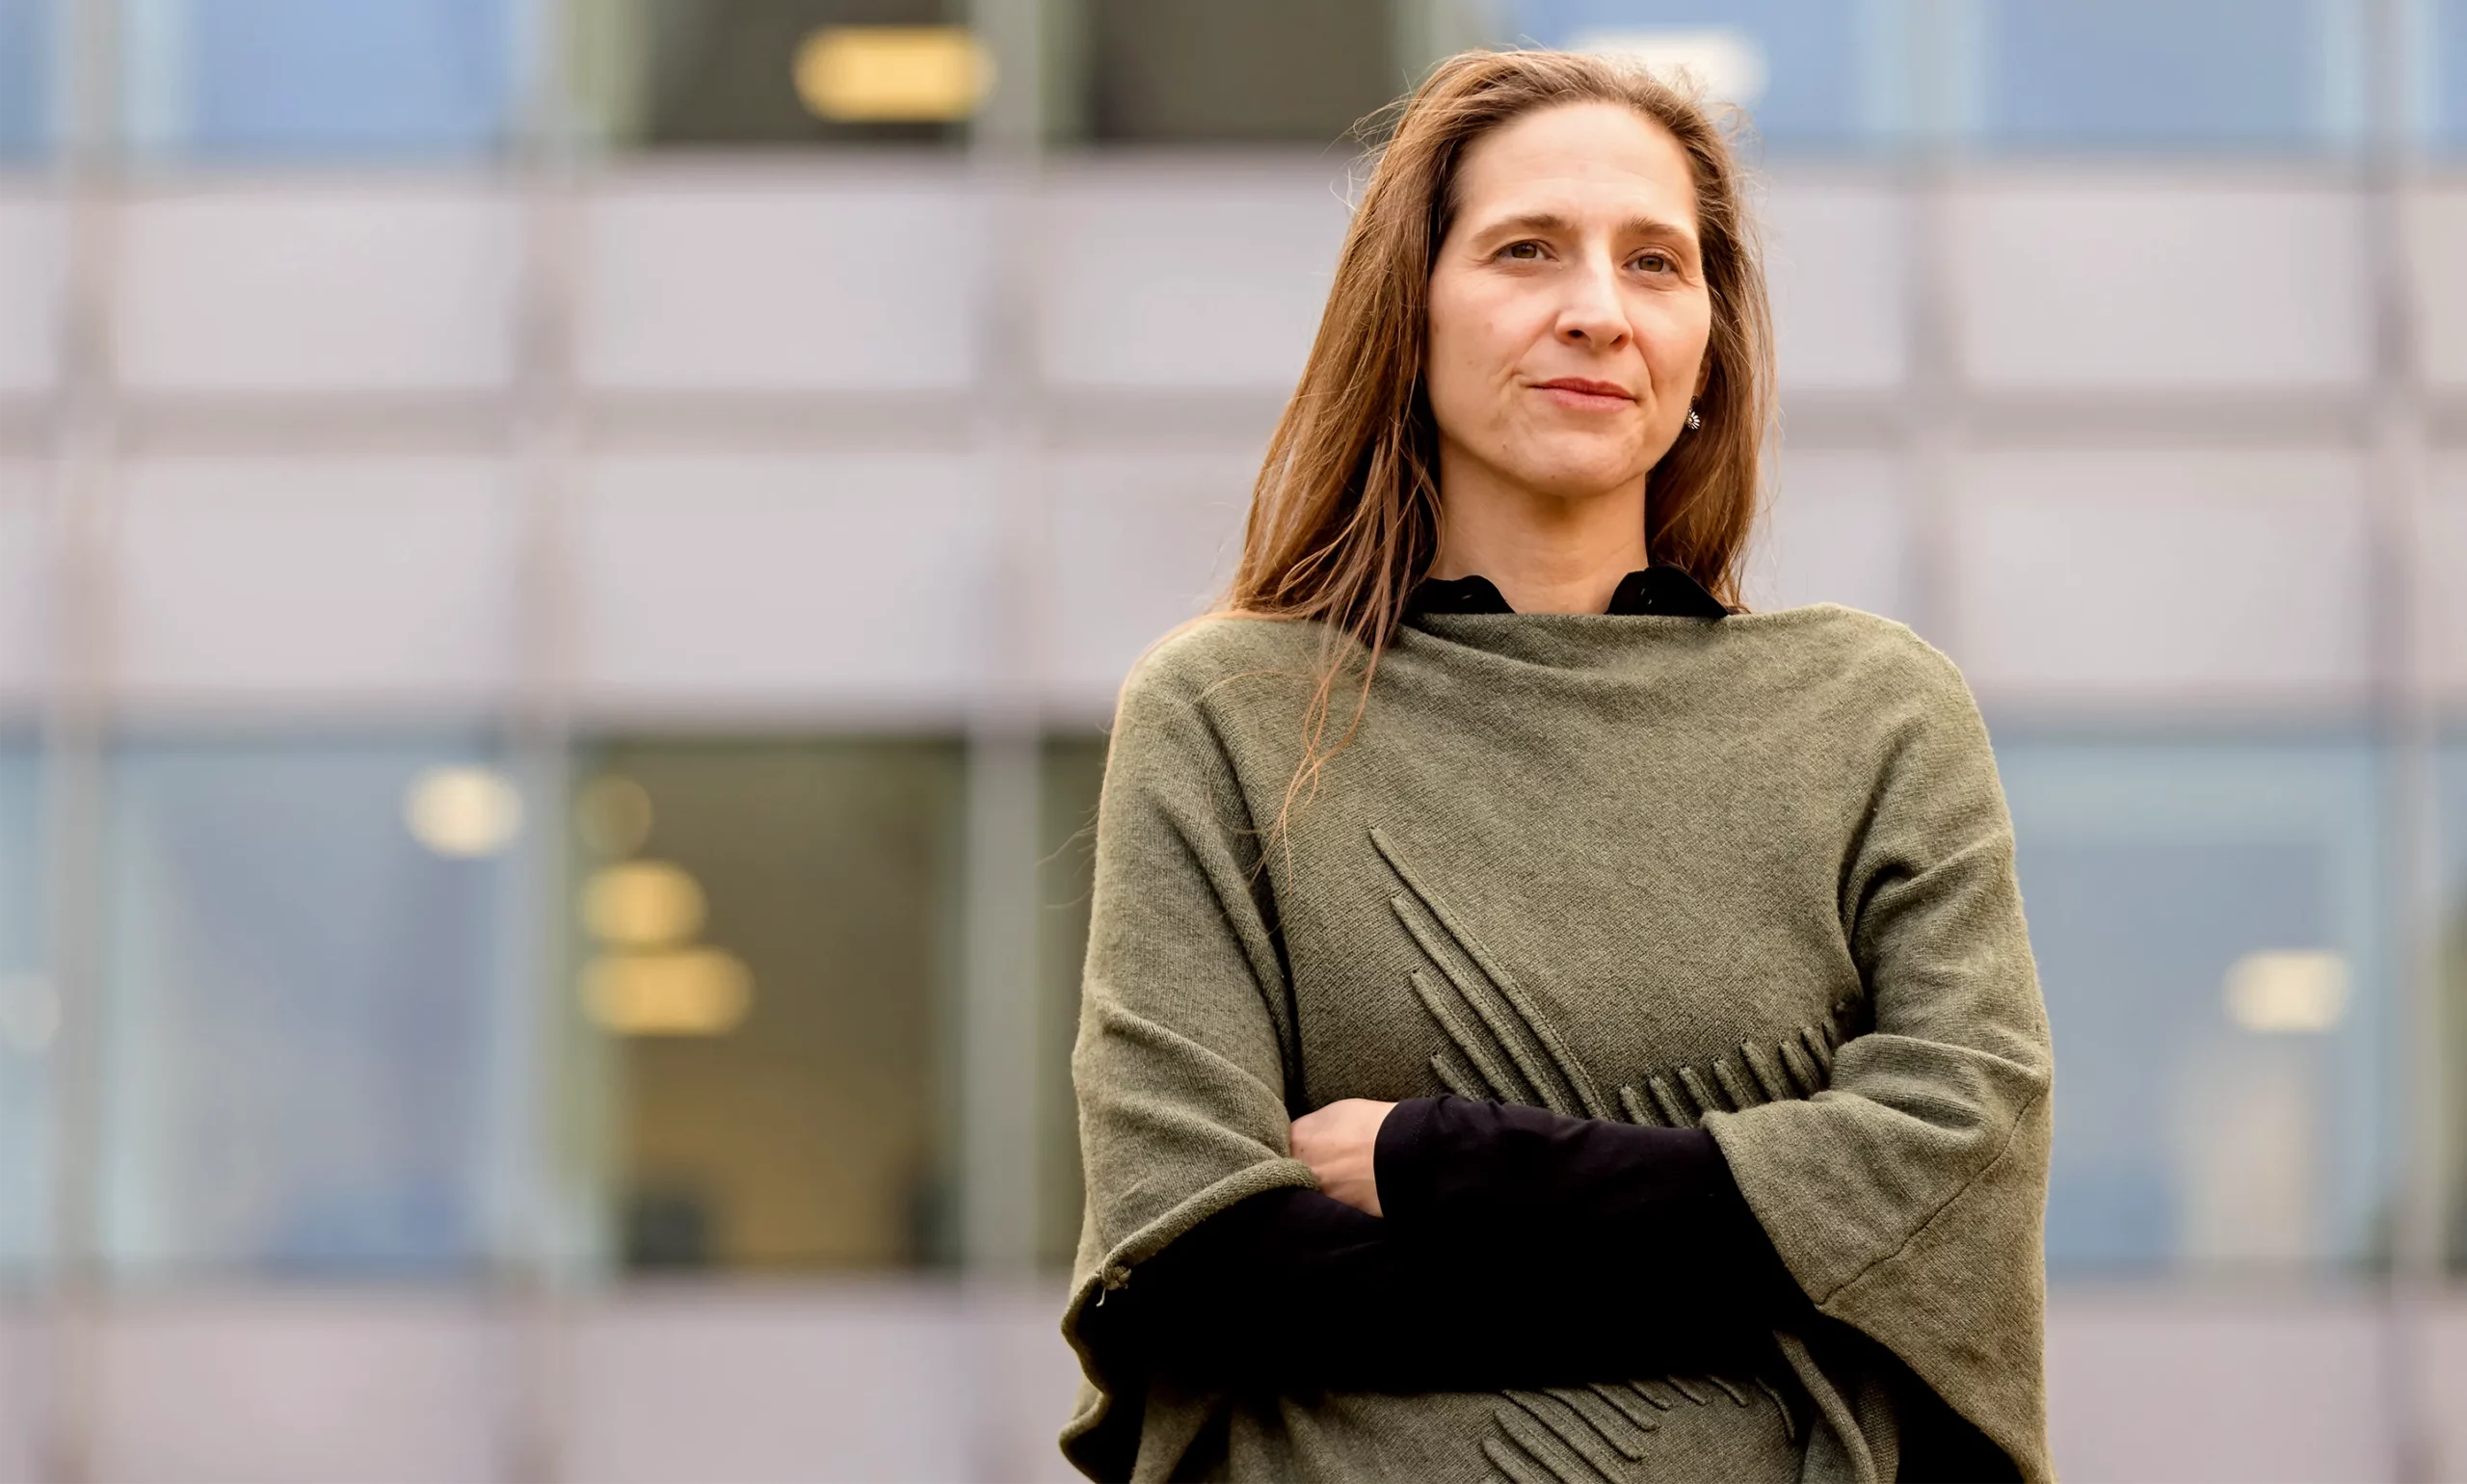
<box><xmin>1474</xmin><ymin>210</ymin><xmax>1698</xmax><ymax>246</ymax></box>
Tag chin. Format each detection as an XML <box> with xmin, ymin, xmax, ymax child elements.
<box><xmin>1500</xmin><ymin>448</ymin><xmax>1655</xmax><ymax>501</ymax></box>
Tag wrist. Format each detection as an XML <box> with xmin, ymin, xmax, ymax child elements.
<box><xmin>1370</xmin><ymin>1095</ymin><xmax>1447</xmax><ymax>1229</ymax></box>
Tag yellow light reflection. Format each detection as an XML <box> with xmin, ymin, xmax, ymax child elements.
<box><xmin>791</xmin><ymin>26</ymin><xmax>994</xmax><ymax>123</ymax></box>
<box><xmin>582</xmin><ymin>948</ymin><xmax>754</xmax><ymax>1036</ymax></box>
<box><xmin>582</xmin><ymin>861</ymin><xmax>707</xmax><ymax>950</ymax></box>
<box><xmin>2223</xmin><ymin>949</ymin><xmax>2349</xmax><ymax>1034</ymax></box>
<box><xmin>575</xmin><ymin>773</ymin><xmax>654</xmax><ymax>858</ymax></box>
<box><xmin>403</xmin><ymin>765</ymin><xmax>523</xmax><ymax>858</ymax></box>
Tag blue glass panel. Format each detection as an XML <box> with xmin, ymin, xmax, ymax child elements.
<box><xmin>1973</xmin><ymin>0</ymin><xmax>2352</xmax><ymax>151</ymax></box>
<box><xmin>1499</xmin><ymin>0</ymin><xmax>1892</xmax><ymax>147</ymax></box>
<box><xmin>2434</xmin><ymin>0</ymin><xmax>2467</xmax><ymax>149</ymax></box>
<box><xmin>0</xmin><ymin>0</ymin><xmax>55</xmax><ymax>160</ymax></box>
<box><xmin>1998</xmin><ymin>739</ymin><xmax>2390</xmax><ymax>1274</ymax></box>
<box><xmin>124</xmin><ymin>0</ymin><xmax>518</xmax><ymax>160</ymax></box>
<box><xmin>0</xmin><ymin>741</ymin><xmax>45</xmax><ymax>1280</ymax></box>
<box><xmin>99</xmin><ymin>740</ymin><xmax>523</xmax><ymax>1276</ymax></box>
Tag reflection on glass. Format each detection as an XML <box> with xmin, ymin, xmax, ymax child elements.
<box><xmin>1971</xmin><ymin>0</ymin><xmax>2355</xmax><ymax>151</ymax></box>
<box><xmin>1037</xmin><ymin>736</ymin><xmax>1105</xmax><ymax>1268</ymax></box>
<box><xmin>1084</xmin><ymin>0</ymin><xmax>1397</xmax><ymax>144</ymax></box>
<box><xmin>100</xmin><ymin>740</ymin><xmax>521</xmax><ymax>1276</ymax></box>
<box><xmin>1998</xmin><ymin>738</ymin><xmax>2388</xmax><ymax>1274</ymax></box>
<box><xmin>2438</xmin><ymin>1</ymin><xmax>2467</xmax><ymax>150</ymax></box>
<box><xmin>119</xmin><ymin>0</ymin><xmax>518</xmax><ymax>160</ymax></box>
<box><xmin>1498</xmin><ymin>0</ymin><xmax>1894</xmax><ymax>148</ymax></box>
<box><xmin>571</xmin><ymin>737</ymin><xmax>964</xmax><ymax>1273</ymax></box>
<box><xmin>0</xmin><ymin>0</ymin><xmax>55</xmax><ymax>160</ymax></box>
<box><xmin>572</xmin><ymin>0</ymin><xmax>968</xmax><ymax>148</ymax></box>
<box><xmin>0</xmin><ymin>740</ymin><xmax>45</xmax><ymax>1279</ymax></box>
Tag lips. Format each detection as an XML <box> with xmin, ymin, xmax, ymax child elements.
<box><xmin>1531</xmin><ymin>378</ymin><xmax>1634</xmax><ymax>399</ymax></box>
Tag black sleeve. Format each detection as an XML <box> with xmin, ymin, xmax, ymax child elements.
<box><xmin>1082</xmin><ymin>1096</ymin><xmax>1811</xmax><ymax>1393</ymax></box>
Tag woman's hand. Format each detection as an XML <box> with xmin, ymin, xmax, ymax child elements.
<box><xmin>1289</xmin><ymin>1099</ymin><xmax>1396</xmax><ymax>1216</ymax></box>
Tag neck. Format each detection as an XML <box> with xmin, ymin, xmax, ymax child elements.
<box><xmin>1426</xmin><ymin>451</ymin><xmax>1649</xmax><ymax>616</ymax></box>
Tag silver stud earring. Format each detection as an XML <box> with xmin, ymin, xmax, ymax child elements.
<box><xmin>1685</xmin><ymin>407</ymin><xmax>1702</xmax><ymax>431</ymax></box>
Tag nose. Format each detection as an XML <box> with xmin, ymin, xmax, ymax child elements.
<box><xmin>1554</xmin><ymin>253</ymin><xmax>1630</xmax><ymax>351</ymax></box>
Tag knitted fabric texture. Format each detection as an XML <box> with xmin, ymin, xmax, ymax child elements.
<box><xmin>1062</xmin><ymin>604</ymin><xmax>2054</xmax><ymax>1484</ymax></box>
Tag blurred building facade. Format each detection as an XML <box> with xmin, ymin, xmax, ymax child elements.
<box><xmin>1</xmin><ymin>0</ymin><xmax>2466</xmax><ymax>1479</ymax></box>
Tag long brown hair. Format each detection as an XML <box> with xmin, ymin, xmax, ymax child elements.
<box><xmin>1222</xmin><ymin>48</ymin><xmax>1775</xmax><ymax>835</ymax></box>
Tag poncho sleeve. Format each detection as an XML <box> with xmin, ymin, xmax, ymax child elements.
<box><xmin>1058</xmin><ymin>635</ymin><xmax>1319</xmax><ymax>1481</ymax></box>
<box><xmin>1703</xmin><ymin>635</ymin><xmax>2056</xmax><ymax>1483</ymax></box>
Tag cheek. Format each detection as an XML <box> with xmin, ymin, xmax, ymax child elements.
<box><xmin>1649</xmin><ymin>298</ymin><xmax>1715</xmax><ymax>392</ymax></box>
<box><xmin>1424</xmin><ymin>295</ymin><xmax>1500</xmax><ymax>434</ymax></box>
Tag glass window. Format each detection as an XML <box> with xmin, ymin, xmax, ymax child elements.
<box><xmin>98</xmin><ymin>739</ymin><xmax>525</xmax><ymax>1276</ymax></box>
<box><xmin>570</xmin><ymin>737</ymin><xmax>964</xmax><ymax>1274</ymax></box>
<box><xmin>1498</xmin><ymin>0</ymin><xmax>1897</xmax><ymax>149</ymax></box>
<box><xmin>0</xmin><ymin>0</ymin><xmax>55</xmax><ymax>160</ymax></box>
<box><xmin>1967</xmin><ymin>0</ymin><xmax>2359</xmax><ymax>152</ymax></box>
<box><xmin>1999</xmin><ymin>737</ymin><xmax>2391</xmax><ymax>1275</ymax></box>
<box><xmin>119</xmin><ymin>0</ymin><xmax>520</xmax><ymax>160</ymax></box>
<box><xmin>1083</xmin><ymin>0</ymin><xmax>1399</xmax><ymax>145</ymax></box>
<box><xmin>572</xmin><ymin>0</ymin><xmax>973</xmax><ymax>149</ymax></box>
<box><xmin>0</xmin><ymin>739</ymin><xmax>45</xmax><ymax>1280</ymax></box>
<box><xmin>2435</xmin><ymin>0</ymin><xmax>2467</xmax><ymax>149</ymax></box>
<box><xmin>1036</xmin><ymin>736</ymin><xmax>1104</xmax><ymax>1269</ymax></box>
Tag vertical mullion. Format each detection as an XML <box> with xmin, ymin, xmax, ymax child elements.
<box><xmin>504</xmin><ymin>0</ymin><xmax>584</xmax><ymax>1477</ymax></box>
<box><xmin>962</xmin><ymin>0</ymin><xmax>1049</xmax><ymax>1474</ymax></box>
<box><xmin>39</xmin><ymin>0</ymin><xmax>118</xmax><ymax>1477</ymax></box>
<box><xmin>2365</xmin><ymin>0</ymin><xmax>2445</xmax><ymax>1477</ymax></box>
<box><xmin>1903</xmin><ymin>0</ymin><xmax>1965</xmax><ymax>671</ymax></box>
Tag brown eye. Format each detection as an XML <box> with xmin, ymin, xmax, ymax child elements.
<box><xmin>1634</xmin><ymin>251</ymin><xmax>1673</xmax><ymax>274</ymax></box>
<box><xmin>1502</xmin><ymin>241</ymin><xmax>1545</xmax><ymax>260</ymax></box>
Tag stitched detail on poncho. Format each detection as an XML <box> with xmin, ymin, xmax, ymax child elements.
<box><xmin>1480</xmin><ymin>1374</ymin><xmax>1789</xmax><ymax>1484</ymax></box>
<box><xmin>1373</xmin><ymin>829</ymin><xmax>1862</xmax><ymax>1133</ymax></box>
<box><xmin>1372</xmin><ymin>829</ymin><xmax>1839</xmax><ymax>1481</ymax></box>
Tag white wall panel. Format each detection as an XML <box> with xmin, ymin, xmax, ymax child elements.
<box><xmin>1953</xmin><ymin>183</ymin><xmax>2370</xmax><ymax>390</ymax></box>
<box><xmin>1743</xmin><ymin>451</ymin><xmax>1912</xmax><ymax>621</ymax></box>
<box><xmin>0</xmin><ymin>1304</ymin><xmax>35</xmax><ymax>1484</ymax></box>
<box><xmin>0</xmin><ymin>463</ymin><xmax>43</xmax><ymax>706</ymax></box>
<box><xmin>1045</xmin><ymin>453</ymin><xmax>1250</xmax><ymax>715</ymax></box>
<box><xmin>1763</xmin><ymin>181</ymin><xmax>1908</xmax><ymax>391</ymax></box>
<box><xmin>579</xmin><ymin>183</ymin><xmax>984</xmax><ymax>391</ymax></box>
<box><xmin>117</xmin><ymin>187</ymin><xmax>518</xmax><ymax>393</ymax></box>
<box><xmin>1040</xmin><ymin>170</ymin><xmax>1349</xmax><ymax>390</ymax></box>
<box><xmin>93</xmin><ymin>1294</ymin><xmax>495</xmax><ymax>1484</ymax></box>
<box><xmin>2432</xmin><ymin>1298</ymin><xmax>2467</xmax><ymax>1479</ymax></box>
<box><xmin>2046</xmin><ymin>1290</ymin><xmax>2387</xmax><ymax>1483</ymax></box>
<box><xmin>1952</xmin><ymin>449</ymin><xmax>2370</xmax><ymax>704</ymax></box>
<box><xmin>2431</xmin><ymin>455</ymin><xmax>2467</xmax><ymax>700</ymax></box>
<box><xmin>576</xmin><ymin>455</ymin><xmax>989</xmax><ymax>714</ymax></box>
<box><xmin>564</xmin><ymin>1285</ymin><xmax>1081</xmax><ymax>1484</ymax></box>
<box><xmin>2415</xmin><ymin>190</ymin><xmax>2467</xmax><ymax>389</ymax></box>
<box><xmin>0</xmin><ymin>196</ymin><xmax>61</xmax><ymax>394</ymax></box>
<box><xmin>114</xmin><ymin>458</ymin><xmax>517</xmax><ymax>708</ymax></box>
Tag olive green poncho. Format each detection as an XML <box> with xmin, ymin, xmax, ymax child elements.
<box><xmin>1062</xmin><ymin>604</ymin><xmax>2054</xmax><ymax>1483</ymax></box>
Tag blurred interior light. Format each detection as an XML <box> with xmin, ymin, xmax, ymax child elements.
<box><xmin>791</xmin><ymin>25</ymin><xmax>994</xmax><ymax>123</ymax></box>
<box><xmin>582</xmin><ymin>948</ymin><xmax>754</xmax><ymax>1036</ymax></box>
<box><xmin>583</xmin><ymin>861</ymin><xmax>707</xmax><ymax>950</ymax></box>
<box><xmin>2224</xmin><ymin>949</ymin><xmax>2349</xmax><ymax>1034</ymax></box>
<box><xmin>0</xmin><ymin>974</ymin><xmax>58</xmax><ymax>1053</ymax></box>
<box><xmin>403</xmin><ymin>766</ymin><xmax>522</xmax><ymax>858</ymax></box>
<box><xmin>1571</xmin><ymin>26</ymin><xmax>1768</xmax><ymax>107</ymax></box>
<box><xmin>576</xmin><ymin>773</ymin><xmax>655</xmax><ymax>858</ymax></box>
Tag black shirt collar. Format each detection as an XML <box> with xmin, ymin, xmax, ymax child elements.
<box><xmin>1407</xmin><ymin>565</ymin><xmax>1730</xmax><ymax>620</ymax></box>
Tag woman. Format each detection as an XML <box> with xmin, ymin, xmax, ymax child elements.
<box><xmin>1062</xmin><ymin>49</ymin><xmax>2052</xmax><ymax>1484</ymax></box>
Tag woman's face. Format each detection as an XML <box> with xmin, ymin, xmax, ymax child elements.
<box><xmin>1424</xmin><ymin>101</ymin><xmax>1712</xmax><ymax>504</ymax></box>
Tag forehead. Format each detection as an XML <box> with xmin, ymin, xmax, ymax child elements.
<box><xmin>1452</xmin><ymin>101</ymin><xmax>1699</xmax><ymax>235</ymax></box>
